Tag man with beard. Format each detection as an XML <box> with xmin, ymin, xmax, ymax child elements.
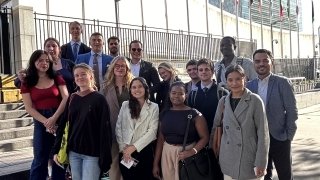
<box><xmin>107</xmin><ymin>36</ymin><xmax>131</xmax><ymax>61</ymax></box>
<box><xmin>61</xmin><ymin>21</ymin><xmax>91</xmax><ymax>62</ymax></box>
<box><xmin>247</xmin><ymin>49</ymin><xmax>298</xmax><ymax>180</ymax></box>
<box><xmin>107</xmin><ymin>36</ymin><xmax>120</xmax><ymax>57</ymax></box>
<box><xmin>215</xmin><ymin>36</ymin><xmax>256</xmax><ymax>88</ymax></box>
<box><xmin>184</xmin><ymin>59</ymin><xmax>200</xmax><ymax>100</ymax></box>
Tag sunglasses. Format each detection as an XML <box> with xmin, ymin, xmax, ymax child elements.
<box><xmin>131</xmin><ymin>48</ymin><xmax>142</xmax><ymax>52</ymax></box>
<box><xmin>109</xmin><ymin>42</ymin><xmax>118</xmax><ymax>46</ymax></box>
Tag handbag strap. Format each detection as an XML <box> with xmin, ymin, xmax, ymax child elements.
<box><xmin>182</xmin><ymin>109</ymin><xmax>193</xmax><ymax>151</ymax></box>
<box><xmin>219</xmin><ymin>96</ymin><xmax>226</xmax><ymax>126</ymax></box>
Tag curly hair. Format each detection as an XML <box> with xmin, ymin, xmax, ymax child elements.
<box><xmin>129</xmin><ymin>77</ymin><xmax>150</xmax><ymax>119</ymax></box>
<box><xmin>24</xmin><ymin>50</ymin><xmax>55</xmax><ymax>88</ymax></box>
<box><xmin>103</xmin><ymin>56</ymin><xmax>133</xmax><ymax>90</ymax></box>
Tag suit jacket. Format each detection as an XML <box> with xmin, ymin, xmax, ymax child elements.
<box><xmin>115</xmin><ymin>100</ymin><xmax>159</xmax><ymax>152</ymax></box>
<box><xmin>213</xmin><ymin>88</ymin><xmax>269</xmax><ymax>179</ymax></box>
<box><xmin>138</xmin><ymin>60</ymin><xmax>160</xmax><ymax>102</ymax></box>
<box><xmin>61</xmin><ymin>42</ymin><xmax>91</xmax><ymax>62</ymax></box>
<box><xmin>76</xmin><ymin>52</ymin><xmax>113</xmax><ymax>77</ymax></box>
<box><xmin>247</xmin><ymin>73</ymin><xmax>298</xmax><ymax>141</ymax></box>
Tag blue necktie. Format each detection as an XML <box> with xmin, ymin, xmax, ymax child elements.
<box><xmin>73</xmin><ymin>43</ymin><xmax>79</xmax><ymax>60</ymax></box>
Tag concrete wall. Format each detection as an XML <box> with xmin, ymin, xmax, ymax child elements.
<box><xmin>296</xmin><ymin>90</ymin><xmax>320</xmax><ymax>109</ymax></box>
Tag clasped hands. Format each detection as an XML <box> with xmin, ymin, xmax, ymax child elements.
<box><xmin>43</xmin><ymin>116</ymin><xmax>57</xmax><ymax>134</ymax></box>
<box><xmin>122</xmin><ymin>145</ymin><xmax>137</xmax><ymax>163</ymax></box>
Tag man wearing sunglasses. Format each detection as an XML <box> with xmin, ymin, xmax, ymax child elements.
<box><xmin>61</xmin><ymin>21</ymin><xmax>91</xmax><ymax>62</ymax></box>
<box><xmin>129</xmin><ymin>40</ymin><xmax>160</xmax><ymax>102</ymax></box>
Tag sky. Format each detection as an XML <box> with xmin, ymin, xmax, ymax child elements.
<box><xmin>301</xmin><ymin>0</ymin><xmax>320</xmax><ymax>35</ymax></box>
<box><xmin>6</xmin><ymin>0</ymin><xmax>320</xmax><ymax>36</ymax></box>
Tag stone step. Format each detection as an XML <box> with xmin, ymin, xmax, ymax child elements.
<box><xmin>0</xmin><ymin>103</ymin><xmax>24</xmax><ymax>111</ymax></box>
<box><xmin>0</xmin><ymin>126</ymin><xmax>34</xmax><ymax>141</ymax></box>
<box><xmin>0</xmin><ymin>136</ymin><xmax>33</xmax><ymax>153</ymax></box>
<box><xmin>0</xmin><ymin>110</ymin><xmax>29</xmax><ymax>120</ymax></box>
<box><xmin>0</xmin><ymin>117</ymin><xmax>33</xmax><ymax>130</ymax></box>
<box><xmin>0</xmin><ymin>147</ymin><xmax>33</xmax><ymax>176</ymax></box>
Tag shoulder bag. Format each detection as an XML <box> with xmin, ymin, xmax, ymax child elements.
<box><xmin>178</xmin><ymin>109</ymin><xmax>213</xmax><ymax>180</ymax></box>
<box><xmin>57</xmin><ymin>93</ymin><xmax>75</xmax><ymax>165</ymax></box>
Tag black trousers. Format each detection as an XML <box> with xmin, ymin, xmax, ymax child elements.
<box><xmin>267</xmin><ymin>135</ymin><xmax>293</xmax><ymax>180</ymax></box>
<box><xmin>119</xmin><ymin>143</ymin><xmax>154</xmax><ymax>180</ymax></box>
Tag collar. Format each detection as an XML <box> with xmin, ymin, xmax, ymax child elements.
<box><xmin>130</xmin><ymin>59</ymin><xmax>141</xmax><ymax>65</ymax></box>
<box><xmin>201</xmin><ymin>81</ymin><xmax>213</xmax><ymax>90</ymax></box>
<box><xmin>91</xmin><ymin>51</ymin><xmax>102</xmax><ymax>56</ymax></box>
<box><xmin>258</xmin><ymin>73</ymin><xmax>272</xmax><ymax>81</ymax></box>
<box><xmin>71</xmin><ymin>41</ymin><xmax>81</xmax><ymax>46</ymax></box>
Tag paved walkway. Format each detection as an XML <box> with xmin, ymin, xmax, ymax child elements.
<box><xmin>289</xmin><ymin>104</ymin><xmax>320</xmax><ymax>180</ymax></box>
<box><xmin>0</xmin><ymin>105</ymin><xmax>319</xmax><ymax>179</ymax></box>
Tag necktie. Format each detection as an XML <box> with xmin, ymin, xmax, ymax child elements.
<box><xmin>93</xmin><ymin>54</ymin><xmax>100</xmax><ymax>90</ymax></box>
<box><xmin>203</xmin><ymin>87</ymin><xmax>208</xmax><ymax>93</ymax></box>
<box><xmin>73</xmin><ymin>43</ymin><xmax>79</xmax><ymax>60</ymax></box>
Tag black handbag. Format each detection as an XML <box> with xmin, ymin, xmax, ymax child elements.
<box><xmin>178</xmin><ymin>110</ymin><xmax>213</xmax><ymax>180</ymax></box>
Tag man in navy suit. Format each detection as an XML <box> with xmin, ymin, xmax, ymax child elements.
<box><xmin>76</xmin><ymin>32</ymin><xmax>113</xmax><ymax>90</ymax></box>
<box><xmin>61</xmin><ymin>21</ymin><xmax>91</xmax><ymax>62</ymax></box>
<box><xmin>247</xmin><ymin>49</ymin><xmax>298</xmax><ymax>180</ymax></box>
<box><xmin>128</xmin><ymin>40</ymin><xmax>160</xmax><ymax>102</ymax></box>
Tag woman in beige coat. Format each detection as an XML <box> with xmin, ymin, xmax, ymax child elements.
<box><xmin>213</xmin><ymin>65</ymin><xmax>269</xmax><ymax>180</ymax></box>
<box><xmin>101</xmin><ymin>56</ymin><xmax>133</xmax><ymax>180</ymax></box>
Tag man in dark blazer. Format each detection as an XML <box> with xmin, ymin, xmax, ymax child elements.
<box><xmin>247</xmin><ymin>49</ymin><xmax>298</xmax><ymax>180</ymax></box>
<box><xmin>128</xmin><ymin>40</ymin><xmax>160</xmax><ymax>102</ymax></box>
<box><xmin>76</xmin><ymin>32</ymin><xmax>113</xmax><ymax>90</ymax></box>
<box><xmin>61</xmin><ymin>21</ymin><xmax>91</xmax><ymax>62</ymax></box>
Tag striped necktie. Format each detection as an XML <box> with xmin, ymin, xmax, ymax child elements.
<box><xmin>92</xmin><ymin>54</ymin><xmax>100</xmax><ymax>90</ymax></box>
<box><xmin>73</xmin><ymin>43</ymin><xmax>79</xmax><ymax>60</ymax></box>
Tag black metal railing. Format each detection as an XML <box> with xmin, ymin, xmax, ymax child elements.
<box><xmin>34</xmin><ymin>13</ymin><xmax>256</xmax><ymax>62</ymax></box>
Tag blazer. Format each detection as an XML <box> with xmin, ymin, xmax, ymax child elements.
<box><xmin>138</xmin><ymin>60</ymin><xmax>160</xmax><ymax>101</ymax></box>
<box><xmin>247</xmin><ymin>73</ymin><xmax>298</xmax><ymax>141</ymax></box>
<box><xmin>101</xmin><ymin>85</ymin><xmax>129</xmax><ymax>141</ymax></box>
<box><xmin>61</xmin><ymin>42</ymin><xmax>91</xmax><ymax>62</ymax></box>
<box><xmin>76</xmin><ymin>52</ymin><xmax>113</xmax><ymax>77</ymax></box>
<box><xmin>115</xmin><ymin>100</ymin><xmax>159</xmax><ymax>152</ymax></box>
<box><xmin>213</xmin><ymin>88</ymin><xmax>269</xmax><ymax>179</ymax></box>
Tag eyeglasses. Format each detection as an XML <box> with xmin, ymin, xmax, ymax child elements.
<box><xmin>114</xmin><ymin>64</ymin><xmax>127</xmax><ymax>69</ymax></box>
<box><xmin>131</xmin><ymin>48</ymin><xmax>142</xmax><ymax>52</ymax></box>
<box><xmin>109</xmin><ymin>42</ymin><xmax>118</xmax><ymax>46</ymax></box>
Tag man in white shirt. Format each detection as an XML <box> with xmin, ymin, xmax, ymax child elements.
<box><xmin>128</xmin><ymin>40</ymin><xmax>160</xmax><ymax>101</ymax></box>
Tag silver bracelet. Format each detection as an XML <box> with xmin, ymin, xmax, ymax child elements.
<box><xmin>192</xmin><ymin>147</ymin><xmax>198</xmax><ymax>154</ymax></box>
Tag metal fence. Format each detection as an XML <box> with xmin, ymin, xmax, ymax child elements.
<box><xmin>273</xmin><ymin>58</ymin><xmax>319</xmax><ymax>79</ymax></box>
<box><xmin>34</xmin><ymin>13</ymin><xmax>256</xmax><ymax>62</ymax></box>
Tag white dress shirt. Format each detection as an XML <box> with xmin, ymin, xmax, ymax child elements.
<box><xmin>257</xmin><ymin>74</ymin><xmax>271</xmax><ymax>106</ymax></box>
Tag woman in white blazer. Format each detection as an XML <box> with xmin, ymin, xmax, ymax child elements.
<box><xmin>115</xmin><ymin>77</ymin><xmax>159</xmax><ymax>180</ymax></box>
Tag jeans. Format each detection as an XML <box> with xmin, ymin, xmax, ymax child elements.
<box><xmin>69</xmin><ymin>151</ymin><xmax>101</xmax><ymax>180</ymax></box>
<box><xmin>29</xmin><ymin>109</ymin><xmax>65</xmax><ymax>180</ymax></box>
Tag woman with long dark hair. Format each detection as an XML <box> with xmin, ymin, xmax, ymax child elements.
<box><xmin>21</xmin><ymin>50</ymin><xmax>69</xmax><ymax>180</ymax></box>
<box><xmin>115</xmin><ymin>77</ymin><xmax>159</xmax><ymax>180</ymax></box>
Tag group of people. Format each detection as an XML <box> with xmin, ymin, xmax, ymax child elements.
<box><xmin>18</xmin><ymin>20</ymin><xmax>298</xmax><ymax>180</ymax></box>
